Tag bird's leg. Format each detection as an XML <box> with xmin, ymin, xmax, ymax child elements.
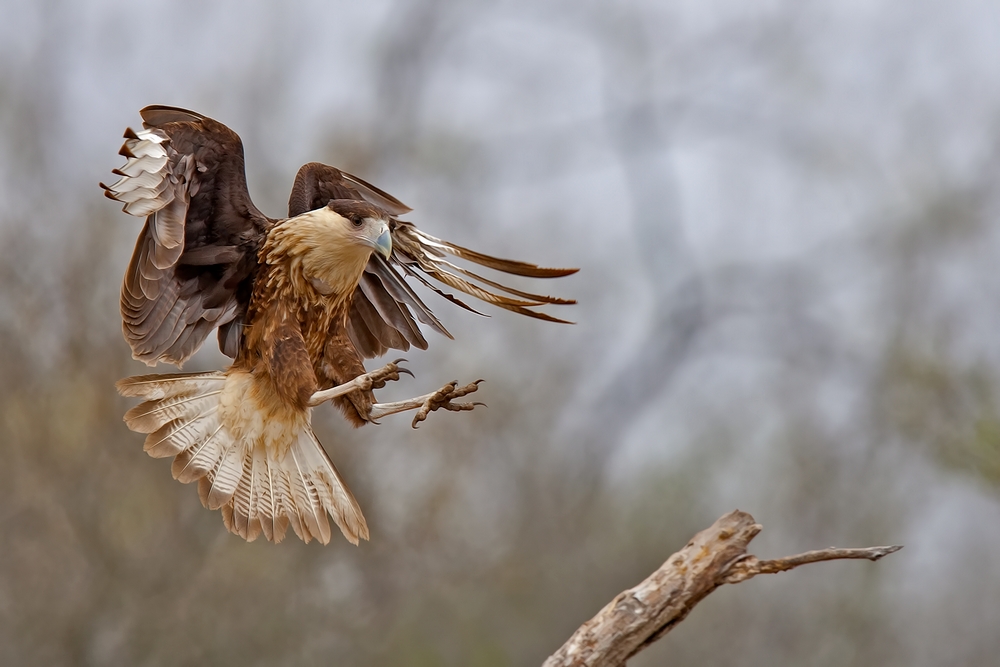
<box><xmin>369</xmin><ymin>379</ymin><xmax>484</xmax><ymax>428</ymax></box>
<box><xmin>307</xmin><ymin>359</ymin><xmax>411</xmax><ymax>408</ymax></box>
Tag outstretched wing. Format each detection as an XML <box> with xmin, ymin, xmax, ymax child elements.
<box><xmin>288</xmin><ymin>163</ymin><xmax>578</xmax><ymax>359</ymax></box>
<box><xmin>102</xmin><ymin>105</ymin><xmax>274</xmax><ymax>366</ymax></box>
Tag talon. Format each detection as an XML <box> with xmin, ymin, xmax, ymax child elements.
<box><xmin>451</xmin><ymin>380</ymin><xmax>484</xmax><ymax>398</ymax></box>
<box><xmin>388</xmin><ymin>358</ymin><xmax>412</xmax><ymax>378</ymax></box>
<box><xmin>409</xmin><ymin>379</ymin><xmax>484</xmax><ymax>428</ymax></box>
<box><xmin>365</xmin><ymin>359</ymin><xmax>415</xmax><ymax>390</ymax></box>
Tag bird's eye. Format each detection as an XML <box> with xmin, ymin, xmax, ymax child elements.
<box><xmin>352</xmin><ymin>217</ymin><xmax>364</xmax><ymax>228</ymax></box>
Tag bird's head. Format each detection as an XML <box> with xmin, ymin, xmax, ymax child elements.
<box><xmin>321</xmin><ymin>199</ymin><xmax>392</xmax><ymax>261</ymax></box>
<box><xmin>269</xmin><ymin>199</ymin><xmax>393</xmax><ymax>297</ymax></box>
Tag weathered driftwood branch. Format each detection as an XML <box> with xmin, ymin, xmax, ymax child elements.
<box><xmin>543</xmin><ymin>510</ymin><xmax>902</xmax><ymax>667</ymax></box>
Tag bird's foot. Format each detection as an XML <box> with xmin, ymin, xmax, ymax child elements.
<box><xmin>367</xmin><ymin>379</ymin><xmax>485</xmax><ymax>427</ymax></box>
<box><xmin>307</xmin><ymin>359</ymin><xmax>412</xmax><ymax>407</ymax></box>
<box><xmin>410</xmin><ymin>380</ymin><xmax>485</xmax><ymax>428</ymax></box>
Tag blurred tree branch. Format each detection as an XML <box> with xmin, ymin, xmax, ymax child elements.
<box><xmin>543</xmin><ymin>510</ymin><xmax>902</xmax><ymax>667</ymax></box>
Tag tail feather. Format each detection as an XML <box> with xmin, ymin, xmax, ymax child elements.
<box><xmin>272</xmin><ymin>464</ymin><xmax>300</xmax><ymax>542</ymax></box>
<box><xmin>287</xmin><ymin>444</ymin><xmax>333</xmax><ymax>544</ymax></box>
<box><xmin>251</xmin><ymin>444</ymin><xmax>281</xmax><ymax>542</ymax></box>
<box><xmin>117</xmin><ymin>370</ymin><xmax>369</xmax><ymax>545</ymax></box>
<box><xmin>228</xmin><ymin>452</ymin><xmax>264</xmax><ymax>542</ymax></box>
<box><xmin>170</xmin><ymin>415</ymin><xmax>228</xmax><ymax>483</ymax></box>
<box><xmin>124</xmin><ymin>390</ymin><xmax>223</xmax><ymax>433</ymax></box>
<box><xmin>145</xmin><ymin>414</ymin><xmax>221</xmax><ymax>460</ymax></box>
<box><xmin>200</xmin><ymin>432</ymin><xmax>243</xmax><ymax>510</ymax></box>
<box><xmin>116</xmin><ymin>371</ymin><xmax>225</xmax><ymax>399</ymax></box>
<box><xmin>299</xmin><ymin>428</ymin><xmax>368</xmax><ymax>543</ymax></box>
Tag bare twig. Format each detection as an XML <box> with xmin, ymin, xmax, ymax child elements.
<box><xmin>724</xmin><ymin>544</ymin><xmax>903</xmax><ymax>583</ymax></box>
<box><xmin>542</xmin><ymin>510</ymin><xmax>902</xmax><ymax>667</ymax></box>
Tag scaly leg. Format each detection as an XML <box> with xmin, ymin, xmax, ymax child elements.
<box><xmin>307</xmin><ymin>359</ymin><xmax>411</xmax><ymax>408</ymax></box>
<box><xmin>370</xmin><ymin>379</ymin><xmax>485</xmax><ymax>428</ymax></box>
<box><xmin>308</xmin><ymin>362</ymin><xmax>483</xmax><ymax>428</ymax></box>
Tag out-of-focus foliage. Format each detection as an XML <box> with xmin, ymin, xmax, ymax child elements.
<box><xmin>2</xmin><ymin>1</ymin><xmax>1000</xmax><ymax>665</ymax></box>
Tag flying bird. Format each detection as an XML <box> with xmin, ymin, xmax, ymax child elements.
<box><xmin>102</xmin><ymin>106</ymin><xmax>576</xmax><ymax>545</ymax></box>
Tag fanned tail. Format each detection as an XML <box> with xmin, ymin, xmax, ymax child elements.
<box><xmin>117</xmin><ymin>371</ymin><xmax>368</xmax><ymax>545</ymax></box>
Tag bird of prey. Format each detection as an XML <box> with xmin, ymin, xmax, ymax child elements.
<box><xmin>102</xmin><ymin>106</ymin><xmax>576</xmax><ymax>545</ymax></box>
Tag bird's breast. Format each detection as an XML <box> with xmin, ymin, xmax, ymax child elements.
<box><xmin>309</xmin><ymin>276</ymin><xmax>337</xmax><ymax>296</ymax></box>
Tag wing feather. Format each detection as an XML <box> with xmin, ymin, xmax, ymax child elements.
<box><xmin>345</xmin><ymin>306</ymin><xmax>386</xmax><ymax>361</ymax></box>
<box><xmin>365</xmin><ymin>254</ymin><xmax>449</xmax><ymax>335</ymax></box>
<box><xmin>356</xmin><ymin>272</ymin><xmax>426</xmax><ymax>348</ymax></box>
<box><xmin>350</xmin><ymin>286</ymin><xmax>410</xmax><ymax>353</ymax></box>
<box><xmin>102</xmin><ymin>105</ymin><xmax>274</xmax><ymax>366</ymax></box>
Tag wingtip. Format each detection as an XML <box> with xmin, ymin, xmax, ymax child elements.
<box><xmin>338</xmin><ymin>168</ymin><xmax>414</xmax><ymax>215</ymax></box>
<box><xmin>519</xmin><ymin>309</ymin><xmax>577</xmax><ymax>325</ymax></box>
<box><xmin>140</xmin><ymin>105</ymin><xmax>208</xmax><ymax>127</ymax></box>
<box><xmin>411</xmin><ymin>229</ymin><xmax>580</xmax><ymax>279</ymax></box>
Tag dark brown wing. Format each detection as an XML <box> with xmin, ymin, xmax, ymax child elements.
<box><xmin>288</xmin><ymin>162</ymin><xmax>413</xmax><ymax>218</ymax></box>
<box><xmin>288</xmin><ymin>163</ymin><xmax>578</xmax><ymax>359</ymax></box>
<box><xmin>102</xmin><ymin>105</ymin><xmax>274</xmax><ymax>366</ymax></box>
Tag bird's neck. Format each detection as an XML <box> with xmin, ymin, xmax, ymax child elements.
<box><xmin>240</xmin><ymin>214</ymin><xmax>372</xmax><ymax>362</ymax></box>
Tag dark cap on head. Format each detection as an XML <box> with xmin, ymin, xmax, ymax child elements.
<box><xmin>326</xmin><ymin>199</ymin><xmax>389</xmax><ymax>225</ymax></box>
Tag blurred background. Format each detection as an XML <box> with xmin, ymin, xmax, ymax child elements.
<box><xmin>2</xmin><ymin>0</ymin><xmax>1000</xmax><ymax>664</ymax></box>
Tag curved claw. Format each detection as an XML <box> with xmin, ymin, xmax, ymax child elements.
<box><xmin>389</xmin><ymin>358</ymin><xmax>413</xmax><ymax>378</ymax></box>
<box><xmin>362</xmin><ymin>359</ymin><xmax>414</xmax><ymax>391</ymax></box>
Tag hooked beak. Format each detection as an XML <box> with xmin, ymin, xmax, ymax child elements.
<box><xmin>361</xmin><ymin>218</ymin><xmax>392</xmax><ymax>260</ymax></box>
<box><xmin>374</xmin><ymin>228</ymin><xmax>392</xmax><ymax>260</ymax></box>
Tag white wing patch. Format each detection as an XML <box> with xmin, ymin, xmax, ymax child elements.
<box><xmin>103</xmin><ymin>129</ymin><xmax>173</xmax><ymax>217</ymax></box>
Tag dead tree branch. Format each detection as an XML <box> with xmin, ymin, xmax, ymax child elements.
<box><xmin>542</xmin><ymin>510</ymin><xmax>902</xmax><ymax>667</ymax></box>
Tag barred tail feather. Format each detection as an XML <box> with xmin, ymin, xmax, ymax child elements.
<box><xmin>117</xmin><ymin>371</ymin><xmax>369</xmax><ymax>545</ymax></box>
